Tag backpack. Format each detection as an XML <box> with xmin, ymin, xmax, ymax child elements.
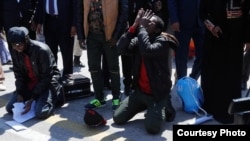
<box><xmin>175</xmin><ymin>76</ymin><xmax>207</xmax><ymax>116</ymax></box>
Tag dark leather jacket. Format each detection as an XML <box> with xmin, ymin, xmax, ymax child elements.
<box><xmin>117</xmin><ymin>27</ymin><xmax>178</xmax><ymax>101</ymax></box>
<box><xmin>2</xmin><ymin>0</ymin><xmax>38</xmax><ymax>31</ymax></box>
<box><xmin>11</xmin><ymin>40</ymin><xmax>61</xmax><ymax>99</ymax></box>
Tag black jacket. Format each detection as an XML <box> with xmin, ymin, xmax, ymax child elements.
<box><xmin>2</xmin><ymin>0</ymin><xmax>38</xmax><ymax>32</ymax></box>
<box><xmin>34</xmin><ymin>0</ymin><xmax>77</xmax><ymax>34</ymax></box>
<box><xmin>117</xmin><ymin>27</ymin><xmax>177</xmax><ymax>101</ymax></box>
<box><xmin>11</xmin><ymin>40</ymin><xmax>61</xmax><ymax>99</ymax></box>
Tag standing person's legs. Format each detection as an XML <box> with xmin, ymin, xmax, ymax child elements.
<box><xmin>59</xmin><ymin>31</ymin><xmax>74</xmax><ymax>76</ymax></box>
<box><xmin>0</xmin><ymin>61</ymin><xmax>6</xmax><ymax>91</ymax></box>
<box><xmin>0</xmin><ymin>38</ymin><xmax>12</xmax><ymax>64</ymax></box>
<box><xmin>102</xmin><ymin>53</ymin><xmax>111</xmax><ymax>89</ymax></box>
<box><xmin>20</xmin><ymin>12</ymin><xmax>36</xmax><ymax>40</ymax></box>
<box><xmin>73</xmin><ymin>35</ymin><xmax>84</xmax><ymax>67</ymax></box>
<box><xmin>85</xmin><ymin>32</ymin><xmax>106</xmax><ymax>108</ymax></box>
<box><xmin>121</xmin><ymin>55</ymin><xmax>133</xmax><ymax>96</ymax></box>
<box><xmin>242</xmin><ymin>48</ymin><xmax>250</xmax><ymax>90</ymax></box>
<box><xmin>44</xmin><ymin>18</ymin><xmax>59</xmax><ymax>62</ymax></box>
<box><xmin>4</xmin><ymin>26</ymin><xmax>14</xmax><ymax>70</ymax></box>
<box><xmin>175</xmin><ymin>30</ymin><xmax>192</xmax><ymax>80</ymax></box>
<box><xmin>189</xmin><ymin>27</ymin><xmax>205</xmax><ymax>80</ymax></box>
<box><xmin>104</xmin><ymin>43</ymin><xmax>121</xmax><ymax>110</ymax></box>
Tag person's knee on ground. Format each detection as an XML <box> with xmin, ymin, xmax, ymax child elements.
<box><xmin>35</xmin><ymin>102</ymin><xmax>55</xmax><ymax>119</ymax></box>
<box><xmin>113</xmin><ymin>113</ymin><xmax>128</xmax><ymax>124</ymax></box>
<box><xmin>144</xmin><ymin>107</ymin><xmax>164</xmax><ymax>134</ymax></box>
<box><xmin>5</xmin><ymin>92</ymin><xmax>19</xmax><ymax>114</ymax></box>
<box><xmin>113</xmin><ymin>97</ymin><xmax>132</xmax><ymax>124</ymax></box>
<box><xmin>165</xmin><ymin>95</ymin><xmax>176</xmax><ymax>122</ymax></box>
<box><xmin>6</xmin><ymin>103</ymin><xmax>14</xmax><ymax>114</ymax></box>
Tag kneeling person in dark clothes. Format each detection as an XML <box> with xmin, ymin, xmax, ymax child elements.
<box><xmin>6</xmin><ymin>26</ymin><xmax>63</xmax><ymax>119</ymax></box>
<box><xmin>113</xmin><ymin>9</ymin><xmax>177</xmax><ymax>134</ymax></box>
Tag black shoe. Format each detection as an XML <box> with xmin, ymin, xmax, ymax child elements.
<box><xmin>73</xmin><ymin>56</ymin><xmax>85</xmax><ymax>67</ymax></box>
<box><xmin>241</xmin><ymin>81</ymin><xmax>247</xmax><ymax>90</ymax></box>
<box><xmin>214</xmin><ymin>115</ymin><xmax>234</xmax><ymax>124</ymax></box>
<box><xmin>74</xmin><ymin>61</ymin><xmax>85</xmax><ymax>67</ymax></box>
<box><xmin>124</xmin><ymin>86</ymin><xmax>132</xmax><ymax>96</ymax></box>
<box><xmin>3</xmin><ymin>60</ymin><xmax>12</xmax><ymax>65</ymax></box>
<box><xmin>165</xmin><ymin>103</ymin><xmax>176</xmax><ymax>122</ymax></box>
<box><xmin>59</xmin><ymin>75</ymin><xmax>71</xmax><ymax>84</ymax></box>
<box><xmin>9</xmin><ymin>66</ymin><xmax>13</xmax><ymax>70</ymax></box>
<box><xmin>55</xmin><ymin>86</ymin><xmax>65</xmax><ymax>108</ymax></box>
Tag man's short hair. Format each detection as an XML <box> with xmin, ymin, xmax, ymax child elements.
<box><xmin>7</xmin><ymin>26</ymin><xmax>29</xmax><ymax>43</ymax></box>
<box><xmin>153</xmin><ymin>15</ymin><xmax>164</xmax><ymax>33</ymax></box>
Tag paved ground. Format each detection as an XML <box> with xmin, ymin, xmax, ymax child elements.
<box><xmin>0</xmin><ymin>48</ymin><xmax>249</xmax><ymax>141</ymax></box>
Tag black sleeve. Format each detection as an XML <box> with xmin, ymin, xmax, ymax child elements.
<box><xmin>76</xmin><ymin>0</ymin><xmax>84</xmax><ymax>40</ymax></box>
<box><xmin>112</xmin><ymin>0</ymin><xmax>129</xmax><ymax>40</ymax></box>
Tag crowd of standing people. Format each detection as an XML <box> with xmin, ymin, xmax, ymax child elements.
<box><xmin>0</xmin><ymin>0</ymin><xmax>250</xmax><ymax>136</ymax></box>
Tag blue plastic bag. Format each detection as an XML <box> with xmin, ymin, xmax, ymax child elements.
<box><xmin>175</xmin><ymin>76</ymin><xmax>205</xmax><ymax>115</ymax></box>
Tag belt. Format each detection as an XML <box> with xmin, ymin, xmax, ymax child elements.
<box><xmin>46</xmin><ymin>14</ymin><xmax>58</xmax><ymax>19</ymax></box>
<box><xmin>227</xmin><ymin>10</ymin><xmax>242</xmax><ymax>19</ymax></box>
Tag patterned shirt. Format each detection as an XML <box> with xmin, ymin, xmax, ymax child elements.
<box><xmin>88</xmin><ymin>0</ymin><xmax>105</xmax><ymax>34</ymax></box>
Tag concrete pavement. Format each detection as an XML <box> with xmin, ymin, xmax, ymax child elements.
<box><xmin>0</xmin><ymin>49</ymin><xmax>248</xmax><ymax>141</ymax></box>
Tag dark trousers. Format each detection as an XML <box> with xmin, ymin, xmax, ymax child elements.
<box><xmin>44</xmin><ymin>15</ymin><xmax>74</xmax><ymax>76</ymax></box>
<box><xmin>6</xmin><ymin>89</ymin><xmax>55</xmax><ymax>119</ymax></box>
<box><xmin>102</xmin><ymin>53</ymin><xmax>110</xmax><ymax>85</ymax></box>
<box><xmin>175</xmin><ymin>26</ymin><xmax>205</xmax><ymax>80</ymax></box>
<box><xmin>242</xmin><ymin>49</ymin><xmax>250</xmax><ymax>82</ymax></box>
<box><xmin>20</xmin><ymin>16</ymin><xmax>36</xmax><ymax>40</ymax></box>
<box><xmin>121</xmin><ymin>55</ymin><xmax>133</xmax><ymax>88</ymax></box>
<box><xmin>113</xmin><ymin>88</ymin><xmax>166</xmax><ymax>134</ymax></box>
<box><xmin>87</xmin><ymin>32</ymin><xmax>120</xmax><ymax>100</ymax></box>
<box><xmin>201</xmin><ymin>18</ymin><xmax>243</xmax><ymax>123</ymax></box>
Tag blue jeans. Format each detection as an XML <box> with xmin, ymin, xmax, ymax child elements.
<box><xmin>6</xmin><ymin>89</ymin><xmax>55</xmax><ymax>119</ymax></box>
